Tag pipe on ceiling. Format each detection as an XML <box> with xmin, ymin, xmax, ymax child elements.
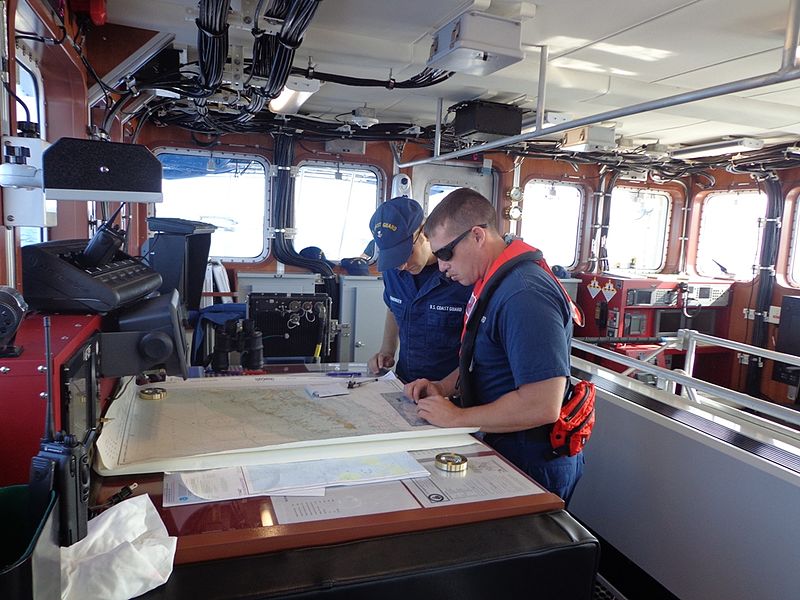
<box><xmin>398</xmin><ymin>0</ymin><xmax>800</xmax><ymax>169</ymax></box>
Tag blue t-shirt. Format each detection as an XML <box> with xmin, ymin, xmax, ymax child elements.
<box><xmin>472</xmin><ymin>260</ymin><xmax>582</xmax><ymax>502</ymax></box>
<box><xmin>382</xmin><ymin>264</ymin><xmax>471</xmax><ymax>382</ymax></box>
<box><xmin>471</xmin><ymin>261</ymin><xmax>572</xmax><ymax>405</ymax></box>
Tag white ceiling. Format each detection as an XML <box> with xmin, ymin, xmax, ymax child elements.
<box><xmin>106</xmin><ymin>0</ymin><xmax>800</xmax><ymax>146</ymax></box>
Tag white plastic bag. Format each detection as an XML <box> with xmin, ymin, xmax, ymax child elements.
<box><xmin>61</xmin><ymin>494</ymin><xmax>177</xmax><ymax>600</ymax></box>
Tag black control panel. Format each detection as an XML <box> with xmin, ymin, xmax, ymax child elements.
<box><xmin>22</xmin><ymin>240</ymin><xmax>162</xmax><ymax>313</ymax></box>
<box><xmin>773</xmin><ymin>296</ymin><xmax>800</xmax><ymax>387</ymax></box>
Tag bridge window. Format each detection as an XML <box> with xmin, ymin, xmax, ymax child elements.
<box><xmin>696</xmin><ymin>191</ymin><xmax>767</xmax><ymax>281</ymax></box>
<box><xmin>427</xmin><ymin>183</ymin><xmax>459</xmax><ymax>215</ymax></box>
<box><xmin>606</xmin><ymin>188</ymin><xmax>670</xmax><ymax>271</ymax></box>
<box><xmin>520</xmin><ymin>181</ymin><xmax>582</xmax><ymax>268</ymax></box>
<box><xmin>293</xmin><ymin>163</ymin><xmax>381</xmax><ymax>261</ymax></box>
<box><xmin>155</xmin><ymin>150</ymin><xmax>269</xmax><ymax>262</ymax></box>
<box><xmin>792</xmin><ymin>200</ymin><xmax>800</xmax><ymax>287</ymax></box>
<box><xmin>413</xmin><ymin>163</ymin><xmax>496</xmax><ymax>214</ymax></box>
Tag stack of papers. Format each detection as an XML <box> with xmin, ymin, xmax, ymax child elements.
<box><xmin>163</xmin><ymin>451</ymin><xmax>429</xmax><ymax>506</ymax></box>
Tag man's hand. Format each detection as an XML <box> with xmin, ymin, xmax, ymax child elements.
<box><xmin>416</xmin><ymin>394</ymin><xmax>462</xmax><ymax>427</ymax></box>
<box><xmin>404</xmin><ymin>378</ymin><xmax>443</xmax><ymax>402</ymax></box>
<box><xmin>368</xmin><ymin>351</ymin><xmax>395</xmax><ymax>374</ymax></box>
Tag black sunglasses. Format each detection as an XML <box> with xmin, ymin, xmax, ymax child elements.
<box><xmin>432</xmin><ymin>224</ymin><xmax>487</xmax><ymax>261</ymax></box>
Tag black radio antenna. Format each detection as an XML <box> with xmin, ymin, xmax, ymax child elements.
<box><xmin>42</xmin><ymin>315</ymin><xmax>55</xmax><ymax>442</ymax></box>
<box><xmin>105</xmin><ymin>202</ymin><xmax>126</xmax><ymax>226</ymax></box>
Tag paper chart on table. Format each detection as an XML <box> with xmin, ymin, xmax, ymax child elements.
<box><xmin>97</xmin><ymin>372</ymin><xmax>478</xmax><ymax>475</ymax></box>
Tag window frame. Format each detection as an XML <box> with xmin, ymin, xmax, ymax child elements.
<box><xmin>153</xmin><ymin>147</ymin><xmax>272</xmax><ymax>263</ymax></box>
<box><xmin>606</xmin><ymin>186</ymin><xmax>672</xmax><ymax>272</ymax></box>
<box><xmin>520</xmin><ymin>178</ymin><xmax>584</xmax><ymax>269</ymax></box>
<box><xmin>14</xmin><ymin>48</ymin><xmax>51</xmax><ymax>244</ymax></box>
<box><xmin>790</xmin><ymin>191</ymin><xmax>800</xmax><ymax>287</ymax></box>
<box><xmin>695</xmin><ymin>190</ymin><xmax>768</xmax><ymax>282</ymax></box>
<box><xmin>412</xmin><ymin>162</ymin><xmax>497</xmax><ymax>214</ymax></box>
<box><xmin>292</xmin><ymin>160</ymin><xmax>384</xmax><ymax>261</ymax></box>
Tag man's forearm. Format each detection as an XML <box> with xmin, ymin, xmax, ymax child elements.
<box><xmin>379</xmin><ymin>310</ymin><xmax>399</xmax><ymax>354</ymax></box>
<box><xmin>453</xmin><ymin>377</ymin><xmax>565</xmax><ymax>432</ymax></box>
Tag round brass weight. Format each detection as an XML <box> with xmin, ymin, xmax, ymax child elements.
<box><xmin>138</xmin><ymin>387</ymin><xmax>167</xmax><ymax>401</ymax></box>
<box><xmin>434</xmin><ymin>452</ymin><xmax>468</xmax><ymax>472</ymax></box>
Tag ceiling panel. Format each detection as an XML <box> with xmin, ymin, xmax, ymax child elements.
<box><xmin>559</xmin><ymin>0</ymin><xmax>788</xmax><ymax>83</ymax></box>
<box><xmin>103</xmin><ymin>0</ymin><xmax>800</xmax><ymax>147</ymax></box>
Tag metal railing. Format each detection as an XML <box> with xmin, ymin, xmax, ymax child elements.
<box><xmin>572</xmin><ymin>330</ymin><xmax>800</xmax><ymax>428</ymax></box>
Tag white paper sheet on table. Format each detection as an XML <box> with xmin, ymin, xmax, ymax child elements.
<box><xmin>405</xmin><ymin>454</ymin><xmax>545</xmax><ymax>508</ymax></box>
<box><xmin>163</xmin><ymin>471</ymin><xmax>325</xmax><ymax>506</ymax></box>
<box><xmin>269</xmin><ymin>451</ymin><xmax>547</xmax><ymax>524</ymax></box>
<box><xmin>162</xmin><ymin>451</ymin><xmax>429</xmax><ymax>507</ymax></box>
<box><xmin>272</xmin><ymin>481</ymin><xmax>420</xmax><ymax>524</ymax></box>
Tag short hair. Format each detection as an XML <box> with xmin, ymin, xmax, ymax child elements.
<box><xmin>424</xmin><ymin>188</ymin><xmax>497</xmax><ymax>238</ymax></box>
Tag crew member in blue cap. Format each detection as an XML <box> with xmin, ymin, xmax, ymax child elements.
<box><xmin>368</xmin><ymin>196</ymin><xmax>472</xmax><ymax>382</ymax></box>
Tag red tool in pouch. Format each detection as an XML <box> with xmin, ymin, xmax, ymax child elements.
<box><xmin>550</xmin><ymin>380</ymin><xmax>596</xmax><ymax>457</ymax></box>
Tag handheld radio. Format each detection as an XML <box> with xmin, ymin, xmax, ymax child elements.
<box><xmin>81</xmin><ymin>202</ymin><xmax>127</xmax><ymax>269</ymax></box>
<box><xmin>28</xmin><ymin>316</ymin><xmax>93</xmax><ymax>546</ymax></box>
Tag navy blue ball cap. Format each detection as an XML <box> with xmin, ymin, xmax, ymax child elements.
<box><xmin>369</xmin><ymin>197</ymin><xmax>424</xmax><ymax>271</ymax></box>
<box><xmin>299</xmin><ymin>246</ymin><xmax>335</xmax><ymax>266</ymax></box>
<box><xmin>341</xmin><ymin>257</ymin><xmax>370</xmax><ymax>276</ymax></box>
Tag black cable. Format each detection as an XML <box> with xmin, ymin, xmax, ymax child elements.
<box><xmin>14</xmin><ymin>26</ymin><xmax>66</xmax><ymax>45</ymax></box>
<box><xmin>102</xmin><ymin>90</ymin><xmax>134</xmax><ymax>134</ymax></box>
<box><xmin>291</xmin><ymin>66</ymin><xmax>454</xmax><ymax>89</ymax></box>
<box><xmin>746</xmin><ymin>176</ymin><xmax>783</xmax><ymax>397</ymax></box>
<box><xmin>2</xmin><ymin>80</ymin><xmax>31</xmax><ymax>124</ymax></box>
<box><xmin>15</xmin><ymin>59</ymin><xmax>41</xmax><ymax>126</ymax></box>
<box><xmin>271</xmin><ymin>133</ymin><xmax>338</xmax><ymax>331</ymax></box>
<box><xmin>130</xmin><ymin>99</ymin><xmax>176</xmax><ymax>143</ymax></box>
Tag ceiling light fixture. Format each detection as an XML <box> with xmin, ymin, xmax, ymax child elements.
<box><xmin>669</xmin><ymin>138</ymin><xmax>764</xmax><ymax>159</ymax></box>
<box><xmin>268</xmin><ymin>76</ymin><xmax>320</xmax><ymax>115</ymax></box>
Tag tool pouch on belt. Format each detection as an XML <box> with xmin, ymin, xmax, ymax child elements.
<box><xmin>550</xmin><ymin>380</ymin><xmax>596</xmax><ymax>457</ymax></box>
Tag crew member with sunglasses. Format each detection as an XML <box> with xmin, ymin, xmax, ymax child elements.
<box><xmin>367</xmin><ymin>196</ymin><xmax>472</xmax><ymax>383</ymax></box>
<box><xmin>404</xmin><ymin>188</ymin><xmax>584</xmax><ymax>504</ymax></box>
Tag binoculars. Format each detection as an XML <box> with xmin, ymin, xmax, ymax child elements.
<box><xmin>210</xmin><ymin>318</ymin><xmax>263</xmax><ymax>372</ymax></box>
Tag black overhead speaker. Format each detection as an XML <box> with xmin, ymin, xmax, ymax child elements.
<box><xmin>43</xmin><ymin>138</ymin><xmax>163</xmax><ymax>203</ymax></box>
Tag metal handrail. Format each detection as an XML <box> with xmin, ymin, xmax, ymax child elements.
<box><xmin>679</xmin><ymin>329</ymin><xmax>800</xmax><ymax>374</ymax></box>
<box><xmin>571</xmin><ymin>337</ymin><xmax>800</xmax><ymax>428</ymax></box>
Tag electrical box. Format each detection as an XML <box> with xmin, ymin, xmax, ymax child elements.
<box><xmin>427</xmin><ymin>11</ymin><xmax>524</xmax><ymax>76</ymax></box>
<box><xmin>247</xmin><ymin>293</ymin><xmax>333</xmax><ymax>360</ymax></box>
<box><xmin>1</xmin><ymin>136</ymin><xmax>56</xmax><ymax>228</ymax></box>
<box><xmin>453</xmin><ymin>100</ymin><xmax>523</xmax><ymax>142</ymax></box>
<box><xmin>561</xmin><ymin>125</ymin><xmax>616</xmax><ymax>153</ymax></box>
<box><xmin>235</xmin><ymin>272</ymin><xmax>321</xmax><ymax>302</ymax></box>
<box><xmin>337</xmin><ymin>275</ymin><xmax>385</xmax><ymax>363</ymax></box>
<box><xmin>324</xmin><ymin>139</ymin><xmax>366</xmax><ymax>155</ymax></box>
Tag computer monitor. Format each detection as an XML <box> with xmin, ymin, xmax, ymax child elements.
<box><xmin>143</xmin><ymin>217</ymin><xmax>217</xmax><ymax>312</ymax></box>
<box><xmin>99</xmin><ymin>289</ymin><xmax>189</xmax><ymax>378</ymax></box>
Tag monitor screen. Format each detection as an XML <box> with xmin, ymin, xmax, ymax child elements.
<box><xmin>100</xmin><ymin>289</ymin><xmax>189</xmax><ymax>379</ymax></box>
<box><xmin>655</xmin><ymin>309</ymin><xmax>682</xmax><ymax>336</ymax></box>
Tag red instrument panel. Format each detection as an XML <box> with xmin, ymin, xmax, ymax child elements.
<box><xmin>574</xmin><ymin>273</ymin><xmax>732</xmax><ymax>340</ymax></box>
<box><xmin>0</xmin><ymin>314</ymin><xmax>101</xmax><ymax>486</ymax></box>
